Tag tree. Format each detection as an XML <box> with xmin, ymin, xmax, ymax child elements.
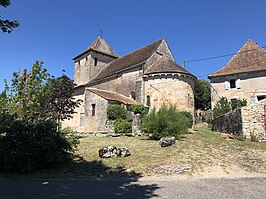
<box><xmin>0</xmin><ymin>0</ymin><xmax>19</xmax><ymax>33</ymax></box>
<box><xmin>45</xmin><ymin>75</ymin><xmax>82</xmax><ymax>123</ymax></box>
<box><xmin>212</xmin><ymin>97</ymin><xmax>231</xmax><ymax>119</ymax></box>
<box><xmin>194</xmin><ymin>79</ymin><xmax>211</xmax><ymax>110</ymax></box>
<box><xmin>0</xmin><ymin>61</ymin><xmax>80</xmax><ymax>172</ymax></box>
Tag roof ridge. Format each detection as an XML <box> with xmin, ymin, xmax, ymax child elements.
<box><xmin>87</xmin><ymin>38</ymin><xmax>165</xmax><ymax>84</ymax></box>
<box><xmin>209</xmin><ymin>39</ymin><xmax>266</xmax><ymax>78</ymax></box>
<box><xmin>115</xmin><ymin>38</ymin><xmax>164</xmax><ymax>60</ymax></box>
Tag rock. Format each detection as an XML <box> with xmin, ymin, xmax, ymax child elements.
<box><xmin>159</xmin><ymin>136</ymin><xmax>176</xmax><ymax>147</ymax></box>
<box><xmin>99</xmin><ymin>146</ymin><xmax>131</xmax><ymax>158</ymax></box>
<box><xmin>98</xmin><ymin>146</ymin><xmax>117</xmax><ymax>158</ymax></box>
<box><xmin>117</xmin><ymin>147</ymin><xmax>131</xmax><ymax>157</ymax></box>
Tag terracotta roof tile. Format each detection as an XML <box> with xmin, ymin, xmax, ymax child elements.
<box><xmin>88</xmin><ymin>38</ymin><xmax>164</xmax><ymax>84</ymax></box>
<box><xmin>144</xmin><ymin>55</ymin><xmax>195</xmax><ymax>78</ymax></box>
<box><xmin>209</xmin><ymin>39</ymin><xmax>266</xmax><ymax>78</ymax></box>
<box><xmin>87</xmin><ymin>88</ymin><xmax>138</xmax><ymax>105</ymax></box>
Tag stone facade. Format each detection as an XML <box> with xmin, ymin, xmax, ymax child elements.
<box><xmin>212</xmin><ymin>99</ymin><xmax>266</xmax><ymax>140</ymax></box>
<box><xmin>62</xmin><ymin>36</ymin><xmax>196</xmax><ymax>133</ymax></box>
<box><xmin>209</xmin><ymin>39</ymin><xmax>266</xmax><ymax>108</ymax></box>
<box><xmin>210</xmin><ymin>71</ymin><xmax>266</xmax><ymax>108</ymax></box>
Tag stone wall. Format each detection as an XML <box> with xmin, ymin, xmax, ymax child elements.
<box><xmin>212</xmin><ymin>99</ymin><xmax>266</xmax><ymax>140</ymax></box>
<box><xmin>242</xmin><ymin>99</ymin><xmax>266</xmax><ymax>139</ymax></box>
<box><xmin>144</xmin><ymin>74</ymin><xmax>195</xmax><ymax>115</ymax></box>
<box><xmin>74</xmin><ymin>51</ymin><xmax>116</xmax><ymax>86</ymax></box>
<box><xmin>212</xmin><ymin>108</ymin><xmax>242</xmax><ymax>136</ymax></box>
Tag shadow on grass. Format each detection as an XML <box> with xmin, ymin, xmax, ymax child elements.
<box><xmin>0</xmin><ymin>158</ymin><xmax>159</xmax><ymax>199</ymax></box>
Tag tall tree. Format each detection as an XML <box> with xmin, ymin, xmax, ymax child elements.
<box><xmin>45</xmin><ymin>75</ymin><xmax>82</xmax><ymax>124</ymax></box>
<box><xmin>194</xmin><ymin>79</ymin><xmax>211</xmax><ymax>110</ymax></box>
<box><xmin>0</xmin><ymin>0</ymin><xmax>19</xmax><ymax>33</ymax></box>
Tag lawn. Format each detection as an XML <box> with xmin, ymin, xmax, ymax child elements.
<box><xmin>4</xmin><ymin>123</ymin><xmax>266</xmax><ymax>178</ymax></box>
<box><xmin>53</xmin><ymin>123</ymin><xmax>266</xmax><ymax>178</ymax></box>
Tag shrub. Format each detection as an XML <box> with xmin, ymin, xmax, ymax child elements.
<box><xmin>107</xmin><ymin>104</ymin><xmax>127</xmax><ymax>120</ymax></box>
<box><xmin>130</xmin><ymin>104</ymin><xmax>149</xmax><ymax>116</ymax></box>
<box><xmin>213</xmin><ymin>97</ymin><xmax>231</xmax><ymax>119</ymax></box>
<box><xmin>179</xmin><ymin>111</ymin><xmax>193</xmax><ymax>128</ymax></box>
<box><xmin>0</xmin><ymin>114</ymin><xmax>79</xmax><ymax>172</ymax></box>
<box><xmin>114</xmin><ymin>119</ymin><xmax>132</xmax><ymax>134</ymax></box>
<box><xmin>141</xmin><ymin>106</ymin><xmax>190</xmax><ymax>140</ymax></box>
<box><xmin>231</xmin><ymin>98</ymin><xmax>247</xmax><ymax>110</ymax></box>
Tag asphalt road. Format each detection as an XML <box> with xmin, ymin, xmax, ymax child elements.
<box><xmin>1</xmin><ymin>176</ymin><xmax>266</xmax><ymax>199</ymax></box>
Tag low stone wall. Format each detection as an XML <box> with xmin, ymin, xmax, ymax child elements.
<box><xmin>212</xmin><ymin>108</ymin><xmax>242</xmax><ymax>136</ymax></box>
<box><xmin>212</xmin><ymin>99</ymin><xmax>266</xmax><ymax>140</ymax></box>
<box><xmin>242</xmin><ymin>100</ymin><xmax>266</xmax><ymax>139</ymax></box>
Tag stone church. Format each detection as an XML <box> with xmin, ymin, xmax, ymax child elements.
<box><xmin>62</xmin><ymin>36</ymin><xmax>196</xmax><ymax>133</ymax></box>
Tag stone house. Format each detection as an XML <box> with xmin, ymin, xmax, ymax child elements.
<box><xmin>208</xmin><ymin>39</ymin><xmax>266</xmax><ymax>108</ymax></box>
<box><xmin>62</xmin><ymin>36</ymin><xmax>196</xmax><ymax>133</ymax></box>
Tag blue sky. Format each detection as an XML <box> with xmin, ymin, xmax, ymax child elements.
<box><xmin>1</xmin><ymin>0</ymin><xmax>266</xmax><ymax>91</ymax></box>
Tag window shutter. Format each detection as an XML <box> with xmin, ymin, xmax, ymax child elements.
<box><xmin>236</xmin><ymin>78</ymin><xmax>241</xmax><ymax>89</ymax></box>
<box><xmin>224</xmin><ymin>81</ymin><xmax>229</xmax><ymax>90</ymax></box>
<box><xmin>250</xmin><ymin>96</ymin><xmax>258</xmax><ymax>104</ymax></box>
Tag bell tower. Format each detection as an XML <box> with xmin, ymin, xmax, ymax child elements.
<box><xmin>73</xmin><ymin>36</ymin><xmax>119</xmax><ymax>86</ymax></box>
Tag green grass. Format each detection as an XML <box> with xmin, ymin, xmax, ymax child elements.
<box><xmin>2</xmin><ymin>123</ymin><xmax>266</xmax><ymax>178</ymax></box>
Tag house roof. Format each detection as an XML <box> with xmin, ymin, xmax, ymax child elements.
<box><xmin>88</xmin><ymin>38</ymin><xmax>164</xmax><ymax>84</ymax></box>
<box><xmin>144</xmin><ymin>55</ymin><xmax>196</xmax><ymax>78</ymax></box>
<box><xmin>209</xmin><ymin>39</ymin><xmax>266</xmax><ymax>78</ymax></box>
<box><xmin>73</xmin><ymin>36</ymin><xmax>119</xmax><ymax>60</ymax></box>
<box><xmin>87</xmin><ymin>88</ymin><xmax>138</xmax><ymax>105</ymax></box>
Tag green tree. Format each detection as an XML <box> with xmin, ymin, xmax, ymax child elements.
<box><xmin>231</xmin><ymin>98</ymin><xmax>247</xmax><ymax>110</ymax></box>
<box><xmin>45</xmin><ymin>75</ymin><xmax>82</xmax><ymax>124</ymax></box>
<box><xmin>194</xmin><ymin>79</ymin><xmax>211</xmax><ymax>110</ymax></box>
<box><xmin>212</xmin><ymin>97</ymin><xmax>231</xmax><ymax>119</ymax></box>
<box><xmin>0</xmin><ymin>0</ymin><xmax>19</xmax><ymax>33</ymax></box>
<box><xmin>0</xmin><ymin>61</ymin><xmax>80</xmax><ymax>172</ymax></box>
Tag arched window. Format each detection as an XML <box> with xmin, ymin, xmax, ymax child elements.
<box><xmin>94</xmin><ymin>57</ymin><xmax>98</xmax><ymax>66</ymax></box>
<box><xmin>130</xmin><ymin>91</ymin><xmax>136</xmax><ymax>100</ymax></box>
<box><xmin>146</xmin><ymin>95</ymin><xmax>150</xmax><ymax>107</ymax></box>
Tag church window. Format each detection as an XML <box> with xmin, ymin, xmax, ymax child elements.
<box><xmin>94</xmin><ymin>57</ymin><xmax>98</xmax><ymax>66</ymax></box>
<box><xmin>146</xmin><ymin>95</ymin><xmax>150</xmax><ymax>107</ymax></box>
<box><xmin>92</xmin><ymin>104</ymin><xmax>96</xmax><ymax>116</ymax></box>
<box><xmin>130</xmin><ymin>91</ymin><xmax>136</xmax><ymax>100</ymax></box>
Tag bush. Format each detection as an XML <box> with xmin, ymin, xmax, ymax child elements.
<box><xmin>213</xmin><ymin>97</ymin><xmax>231</xmax><ymax>119</ymax></box>
<box><xmin>179</xmin><ymin>111</ymin><xmax>193</xmax><ymax>128</ymax></box>
<box><xmin>107</xmin><ymin>104</ymin><xmax>127</xmax><ymax>120</ymax></box>
<box><xmin>0</xmin><ymin>114</ymin><xmax>79</xmax><ymax>172</ymax></box>
<box><xmin>130</xmin><ymin>104</ymin><xmax>149</xmax><ymax>116</ymax></box>
<box><xmin>141</xmin><ymin>106</ymin><xmax>190</xmax><ymax>140</ymax></box>
<box><xmin>231</xmin><ymin>98</ymin><xmax>247</xmax><ymax>110</ymax></box>
<box><xmin>114</xmin><ymin>119</ymin><xmax>132</xmax><ymax>134</ymax></box>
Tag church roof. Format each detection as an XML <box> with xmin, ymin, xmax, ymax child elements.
<box><xmin>87</xmin><ymin>88</ymin><xmax>138</xmax><ymax>105</ymax></box>
<box><xmin>88</xmin><ymin>38</ymin><xmax>164</xmax><ymax>84</ymax></box>
<box><xmin>144</xmin><ymin>55</ymin><xmax>195</xmax><ymax>78</ymax></box>
<box><xmin>209</xmin><ymin>39</ymin><xmax>266</xmax><ymax>78</ymax></box>
<box><xmin>73</xmin><ymin>36</ymin><xmax>119</xmax><ymax>60</ymax></box>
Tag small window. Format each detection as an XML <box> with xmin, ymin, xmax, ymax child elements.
<box><xmin>146</xmin><ymin>95</ymin><xmax>150</xmax><ymax>107</ymax></box>
<box><xmin>80</xmin><ymin>113</ymin><xmax>85</xmax><ymax>126</ymax></box>
<box><xmin>230</xmin><ymin>79</ymin><xmax>236</xmax><ymax>89</ymax></box>
<box><xmin>257</xmin><ymin>95</ymin><xmax>266</xmax><ymax>101</ymax></box>
<box><xmin>94</xmin><ymin>57</ymin><xmax>98</xmax><ymax>66</ymax></box>
<box><xmin>130</xmin><ymin>91</ymin><xmax>136</xmax><ymax>100</ymax></box>
<box><xmin>92</xmin><ymin>104</ymin><xmax>96</xmax><ymax>116</ymax></box>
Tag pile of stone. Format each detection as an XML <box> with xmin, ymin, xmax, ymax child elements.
<box><xmin>146</xmin><ymin>164</ymin><xmax>192</xmax><ymax>175</ymax></box>
<box><xmin>99</xmin><ymin>146</ymin><xmax>131</xmax><ymax>158</ymax></box>
<box><xmin>159</xmin><ymin>136</ymin><xmax>176</xmax><ymax>147</ymax></box>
